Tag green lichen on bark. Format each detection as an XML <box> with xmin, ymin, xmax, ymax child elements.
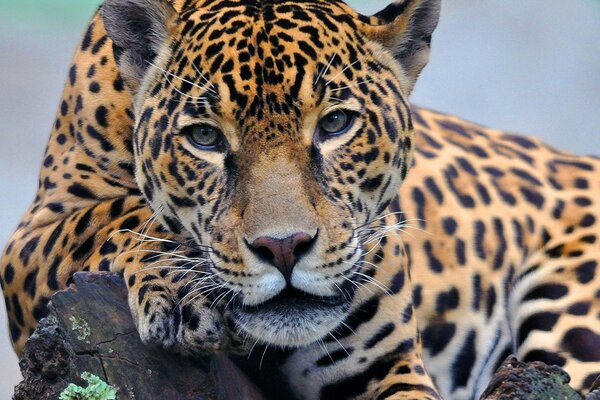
<box><xmin>59</xmin><ymin>372</ymin><xmax>118</xmax><ymax>400</ymax></box>
<box><xmin>68</xmin><ymin>315</ymin><xmax>91</xmax><ymax>343</ymax></box>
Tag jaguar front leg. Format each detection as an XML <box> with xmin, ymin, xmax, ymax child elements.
<box><xmin>315</xmin><ymin>301</ymin><xmax>442</xmax><ymax>400</ymax></box>
<box><xmin>373</xmin><ymin>343</ymin><xmax>441</xmax><ymax>400</ymax></box>
<box><xmin>363</xmin><ymin>298</ymin><xmax>442</xmax><ymax>400</ymax></box>
<box><xmin>121</xmin><ymin>238</ymin><xmax>240</xmax><ymax>355</ymax></box>
<box><xmin>309</xmin><ymin>233</ymin><xmax>443</xmax><ymax>400</ymax></box>
<box><xmin>86</xmin><ymin>209</ymin><xmax>246</xmax><ymax>356</ymax></box>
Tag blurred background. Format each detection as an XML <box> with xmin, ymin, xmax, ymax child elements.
<box><xmin>1</xmin><ymin>0</ymin><xmax>599</xmax><ymax>397</ymax></box>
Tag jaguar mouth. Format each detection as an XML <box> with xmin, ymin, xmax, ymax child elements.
<box><xmin>239</xmin><ymin>286</ymin><xmax>347</xmax><ymax>314</ymax></box>
<box><xmin>231</xmin><ymin>285</ymin><xmax>355</xmax><ymax>348</ymax></box>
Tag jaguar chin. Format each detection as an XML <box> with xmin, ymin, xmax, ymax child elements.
<box><xmin>231</xmin><ymin>286</ymin><xmax>355</xmax><ymax>348</ymax></box>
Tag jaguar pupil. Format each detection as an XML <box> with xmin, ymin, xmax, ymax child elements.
<box><xmin>320</xmin><ymin>110</ymin><xmax>350</xmax><ymax>135</ymax></box>
<box><xmin>187</xmin><ymin>125</ymin><xmax>219</xmax><ymax>148</ymax></box>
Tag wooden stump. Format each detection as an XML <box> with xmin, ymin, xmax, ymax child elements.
<box><xmin>13</xmin><ymin>272</ymin><xmax>265</xmax><ymax>400</ymax></box>
<box><xmin>479</xmin><ymin>355</ymin><xmax>584</xmax><ymax>400</ymax></box>
<box><xmin>14</xmin><ymin>272</ymin><xmax>595</xmax><ymax>399</ymax></box>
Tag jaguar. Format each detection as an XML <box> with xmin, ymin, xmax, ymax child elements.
<box><xmin>1</xmin><ymin>0</ymin><xmax>599</xmax><ymax>398</ymax></box>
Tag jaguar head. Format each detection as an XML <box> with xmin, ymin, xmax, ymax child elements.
<box><xmin>103</xmin><ymin>0</ymin><xmax>440</xmax><ymax>347</ymax></box>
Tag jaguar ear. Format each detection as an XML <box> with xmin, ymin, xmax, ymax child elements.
<box><xmin>102</xmin><ymin>0</ymin><xmax>178</xmax><ymax>94</ymax></box>
<box><xmin>362</xmin><ymin>0</ymin><xmax>441</xmax><ymax>94</ymax></box>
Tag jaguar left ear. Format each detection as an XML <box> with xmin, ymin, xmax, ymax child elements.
<box><xmin>361</xmin><ymin>0</ymin><xmax>441</xmax><ymax>94</ymax></box>
<box><xmin>102</xmin><ymin>0</ymin><xmax>178</xmax><ymax>95</ymax></box>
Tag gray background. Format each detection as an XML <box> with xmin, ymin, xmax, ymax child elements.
<box><xmin>1</xmin><ymin>0</ymin><xmax>599</xmax><ymax>396</ymax></box>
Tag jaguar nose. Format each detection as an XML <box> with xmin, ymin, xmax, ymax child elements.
<box><xmin>248</xmin><ymin>232</ymin><xmax>317</xmax><ymax>283</ymax></box>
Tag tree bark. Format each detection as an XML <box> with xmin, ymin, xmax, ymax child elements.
<box><xmin>13</xmin><ymin>272</ymin><xmax>265</xmax><ymax>400</ymax></box>
<box><xmin>14</xmin><ymin>272</ymin><xmax>593</xmax><ymax>400</ymax></box>
<box><xmin>479</xmin><ymin>355</ymin><xmax>584</xmax><ymax>400</ymax></box>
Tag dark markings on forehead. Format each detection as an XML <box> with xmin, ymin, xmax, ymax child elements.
<box><xmin>170</xmin><ymin>1</ymin><xmax>371</xmax><ymax>110</ymax></box>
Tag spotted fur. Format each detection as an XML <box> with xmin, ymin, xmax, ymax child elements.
<box><xmin>1</xmin><ymin>1</ymin><xmax>599</xmax><ymax>399</ymax></box>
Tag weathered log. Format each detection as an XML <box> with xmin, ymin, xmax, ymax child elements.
<box><xmin>14</xmin><ymin>272</ymin><xmax>265</xmax><ymax>400</ymax></box>
<box><xmin>479</xmin><ymin>355</ymin><xmax>583</xmax><ymax>400</ymax></box>
<box><xmin>15</xmin><ymin>272</ymin><xmax>595</xmax><ymax>400</ymax></box>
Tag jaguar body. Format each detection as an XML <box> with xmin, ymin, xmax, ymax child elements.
<box><xmin>1</xmin><ymin>0</ymin><xmax>599</xmax><ymax>399</ymax></box>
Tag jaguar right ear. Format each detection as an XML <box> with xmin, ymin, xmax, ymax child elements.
<box><xmin>102</xmin><ymin>0</ymin><xmax>178</xmax><ymax>95</ymax></box>
<box><xmin>358</xmin><ymin>0</ymin><xmax>441</xmax><ymax>95</ymax></box>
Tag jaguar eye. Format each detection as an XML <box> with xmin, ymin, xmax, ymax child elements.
<box><xmin>182</xmin><ymin>124</ymin><xmax>224</xmax><ymax>151</ymax></box>
<box><xmin>318</xmin><ymin>110</ymin><xmax>355</xmax><ymax>139</ymax></box>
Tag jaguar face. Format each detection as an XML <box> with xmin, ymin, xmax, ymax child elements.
<box><xmin>104</xmin><ymin>0</ymin><xmax>439</xmax><ymax>347</ymax></box>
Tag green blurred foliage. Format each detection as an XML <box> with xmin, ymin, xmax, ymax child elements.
<box><xmin>0</xmin><ymin>0</ymin><xmax>101</xmax><ymax>27</ymax></box>
<box><xmin>1</xmin><ymin>0</ymin><xmax>599</xmax><ymax>28</ymax></box>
